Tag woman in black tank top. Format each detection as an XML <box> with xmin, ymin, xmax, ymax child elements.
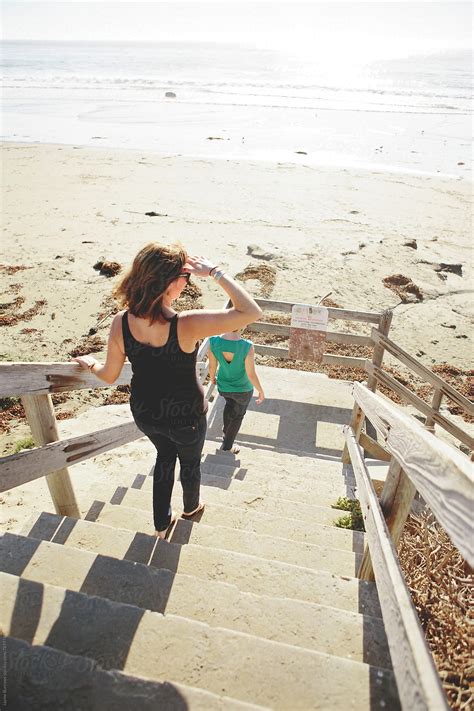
<box><xmin>73</xmin><ymin>242</ymin><xmax>262</xmax><ymax>538</ymax></box>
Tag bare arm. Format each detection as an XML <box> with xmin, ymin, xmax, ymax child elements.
<box><xmin>208</xmin><ymin>349</ymin><xmax>218</xmax><ymax>383</ymax></box>
<box><xmin>72</xmin><ymin>313</ymin><xmax>126</xmax><ymax>385</ymax></box>
<box><xmin>245</xmin><ymin>346</ymin><xmax>265</xmax><ymax>405</ymax></box>
<box><xmin>182</xmin><ymin>256</ymin><xmax>262</xmax><ymax>342</ymax></box>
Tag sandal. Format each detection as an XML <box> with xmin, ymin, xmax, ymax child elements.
<box><xmin>182</xmin><ymin>502</ymin><xmax>205</xmax><ymax>520</ymax></box>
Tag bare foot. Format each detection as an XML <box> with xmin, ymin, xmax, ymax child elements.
<box><xmin>154</xmin><ymin>512</ymin><xmax>177</xmax><ymax>539</ymax></box>
<box><xmin>220</xmin><ymin>444</ymin><xmax>240</xmax><ymax>454</ymax></box>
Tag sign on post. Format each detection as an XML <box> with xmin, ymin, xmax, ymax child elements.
<box><xmin>288</xmin><ymin>305</ymin><xmax>329</xmax><ymax>361</ymax></box>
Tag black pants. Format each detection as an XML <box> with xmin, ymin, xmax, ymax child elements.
<box><xmin>220</xmin><ymin>390</ymin><xmax>253</xmax><ymax>450</ymax></box>
<box><xmin>135</xmin><ymin>415</ymin><xmax>207</xmax><ymax>531</ymax></box>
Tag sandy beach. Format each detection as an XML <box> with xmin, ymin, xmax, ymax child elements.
<box><xmin>1</xmin><ymin>140</ymin><xmax>472</xmax><ymax>525</ymax></box>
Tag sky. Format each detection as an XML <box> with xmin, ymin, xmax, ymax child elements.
<box><xmin>2</xmin><ymin>1</ymin><xmax>472</xmax><ymax>57</ymax></box>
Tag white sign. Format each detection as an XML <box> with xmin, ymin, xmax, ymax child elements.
<box><xmin>290</xmin><ymin>305</ymin><xmax>328</xmax><ymax>331</ymax></box>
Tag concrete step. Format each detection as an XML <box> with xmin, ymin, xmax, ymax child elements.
<box><xmin>5</xmin><ymin>636</ymin><xmax>263</xmax><ymax>711</ymax></box>
<box><xmin>0</xmin><ymin>532</ymin><xmax>391</xmax><ymax>668</ymax></box>
<box><xmin>200</xmin><ymin>450</ymin><xmax>356</xmax><ymax>485</ymax></box>
<box><xmin>21</xmin><ymin>511</ymin><xmax>382</xmax><ymax>617</ymax></box>
<box><xmin>122</xmin><ymin>462</ymin><xmax>357</xmax><ymax>506</ymax></box>
<box><xmin>95</xmin><ymin>504</ymin><xmax>361</xmax><ymax>577</ymax></box>
<box><xmin>92</xmin><ymin>484</ymin><xmax>365</xmax><ymax>554</ymax></box>
<box><xmin>203</xmin><ymin>444</ymin><xmax>389</xmax><ymax>491</ymax></box>
<box><xmin>93</xmin><ymin>480</ymin><xmax>345</xmax><ymax>527</ymax></box>
<box><xmin>202</xmin><ymin>439</ymin><xmax>341</xmax><ymax>468</ymax></box>
<box><xmin>122</xmin><ymin>459</ymin><xmax>357</xmax><ymax>508</ymax></box>
<box><xmin>1</xmin><ymin>572</ymin><xmax>399</xmax><ymax>710</ymax></box>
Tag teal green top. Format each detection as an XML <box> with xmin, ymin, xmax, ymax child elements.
<box><xmin>210</xmin><ymin>336</ymin><xmax>254</xmax><ymax>393</ymax></box>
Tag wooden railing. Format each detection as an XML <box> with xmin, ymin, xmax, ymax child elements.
<box><xmin>0</xmin><ymin>339</ymin><xmax>212</xmax><ymax>517</ymax></box>
<box><xmin>344</xmin><ymin>383</ymin><xmax>473</xmax><ymax>711</ymax></box>
<box><xmin>248</xmin><ymin>299</ymin><xmax>472</xmax><ymax>454</ymax></box>
<box><xmin>1</xmin><ymin>298</ymin><xmax>471</xmax><ymax>519</ymax></box>
<box><xmin>250</xmin><ymin>298</ymin><xmax>390</xmax><ymax>370</ymax></box>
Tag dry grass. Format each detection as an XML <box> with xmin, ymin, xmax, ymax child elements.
<box><xmin>0</xmin><ymin>299</ymin><xmax>47</xmax><ymax>327</ymax></box>
<box><xmin>383</xmin><ymin>274</ymin><xmax>424</xmax><ymax>302</ymax></box>
<box><xmin>93</xmin><ymin>260</ymin><xmax>122</xmax><ymax>277</ymax></box>
<box><xmin>103</xmin><ymin>385</ymin><xmax>130</xmax><ymax>405</ymax></box>
<box><xmin>235</xmin><ymin>263</ymin><xmax>277</xmax><ymax>297</ymax></box>
<box><xmin>399</xmin><ymin>513</ymin><xmax>473</xmax><ymax>710</ymax></box>
<box><xmin>69</xmin><ymin>335</ymin><xmax>106</xmax><ymax>358</ymax></box>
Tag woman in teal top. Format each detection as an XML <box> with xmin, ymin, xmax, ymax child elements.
<box><xmin>209</xmin><ymin>330</ymin><xmax>265</xmax><ymax>453</ymax></box>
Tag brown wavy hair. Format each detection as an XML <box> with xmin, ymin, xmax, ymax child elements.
<box><xmin>113</xmin><ymin>242</ymin><xmax>187</xmax><ymax>324</ymax></box>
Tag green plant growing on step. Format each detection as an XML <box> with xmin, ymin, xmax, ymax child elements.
<box><xmin>331</xmin><ymin>497</ymin><xmax>365</xmax><ymax>532</ymax></box>
<box><xmin>13</xmin><ymin>435</ymin><xmax>35</xmax><ymax>454</ymax></box>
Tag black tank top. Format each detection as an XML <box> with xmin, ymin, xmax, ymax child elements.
<box><xmin>122</xmin><ymin>311</ymin><xmax>207</xmax><ymax>428</ymax></box>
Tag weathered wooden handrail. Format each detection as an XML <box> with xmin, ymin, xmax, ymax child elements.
<box><xmin>0</xmin><ymin>420</ymin><xmax>141</xmax><ymax>492</ymax></box>
<box><xmin>0</xmin><ymin>361</ymin><xmax>208</xmax><ymax>399</ymax></box>
<box><xmin>365</xmin><ymin>362</ymin><xmax>474</xmax><ymax>450</ymax></box>
<box><xmin>349</xmin><ymin>383</ymin><xmax>473</xmax><ymax>566</ymax></box>
<box><xmin>345</xmin><ymin>427</ymin><xmax>450</xmax><ymax>711</ymax></box>
<box><xmin>0</xmin><ymin>333</ymin><xmax>214</xmax><ymax>515</ymax></box>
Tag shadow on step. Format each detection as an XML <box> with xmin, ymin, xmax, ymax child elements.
<box><xmin>6</xmin><ymin>637</ymin><xmax>192</xmax><ymax>711</ymax></box>
<box><xmin>207</xmin><ymin>396</ymin><xmax>351</xmax><ymax>456</ymax></box>
<box><xmin>23</xmin><ymin>511</ymin><xmax>159</xmax><ymax>567</ymax></box>
<box><xmin>8</xmin><ymin>575</ymin><xmax>147</xmax><ymax>674</ymax></box>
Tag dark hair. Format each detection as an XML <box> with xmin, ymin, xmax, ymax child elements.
<box><xmin>113</xmin><ymin>242</ymin><xmax>187</xmax><ymax>324</ymax></box>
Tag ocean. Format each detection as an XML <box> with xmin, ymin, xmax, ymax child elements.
<box><xmin>1</xmin><ymin>39</ymin><xmax>472</xmax><ymax>177</ymax></box>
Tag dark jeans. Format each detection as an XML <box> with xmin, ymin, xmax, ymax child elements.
<box><xmin>220</xmin><ymin>390</ymin><xmax>253</xmax><ymax>450</ymax></box>
<box><xmin>135</xmin><ymin>415</ymin><xmax>207</xmax><ymax>531</ymax></box>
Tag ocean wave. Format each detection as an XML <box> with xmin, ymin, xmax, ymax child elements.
<box><xmin>3</xmin><ymin>74</ymin><xmax>472</xmax><ymax>102</ymax></box>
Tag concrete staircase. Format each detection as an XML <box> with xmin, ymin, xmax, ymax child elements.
<box><xmin>1</xmin><ymin>369</ymin><xmax>400</xmax><ymax>709</ymax></box>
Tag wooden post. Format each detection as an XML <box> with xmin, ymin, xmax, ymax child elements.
<box><xmin>342</xmin><ymin>403</ymin><xmax>365</xmax><ymax>463</ymax></box>
<box><xmin>342</xmin><ymin>309</ymin><xmax>393</xmax><ymax>463</ymax></box>
<box><xmin>21</xmin><ymin>393</ymin><xmax>80</xmax><ymax>518</ymax></box>
<box><xmin>358</xmin><ymin>456</ymin><xmax>416</xmax><ymax>581</ymax></box>
<box><xmin>366</xmin><ymin>308</ymin><xmax>393</xmax><ymax>393</ymax></box>
<box><xmin>424</xmin><ymin>387</ymin><xmax>443</xmax><ymax>434</ymax></box>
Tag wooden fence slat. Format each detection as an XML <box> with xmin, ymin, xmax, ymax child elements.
<box><xmin>322</xmin><ymin>354</ymin><xmax>367</xmax><ymax>368</ymax></box>
<box><xmin>371</xmin><ymin>329</ymin><xmax>474</xmax><ymax>415</ymax></box>
<box><xmin>358</xmin><ymin>432</ymin><xmax>391</xmax><ymax>461</ymax></box>
<box><xmin>253</xmin><ymin>344</ymin><xmax>367</xmax><ymax>368</ymax></box>
<box><xmin>0</xmin><ymin>420</ymin><xmax>141</xmax><ymax>492</ymax></box>
<box><xmin>255</xmin><ymin>298</ymin><xmax>381</xmax><ymax>323</ymax></box>
<box><xmin>352</xmin><ymin>382</ymin><xmax>474</xmax><ymax>565</ymax></box>
<box><xmin>246</xmin><ymin>322</ymin><xmax>373</xmax><ymax>347</ymax></box>
<box><xmin>365</xmin><ymin>362</ymin><xmax>474</xmax><ymax>450</ymax></box>
<box><xmin>345</xmin><ymin>427</ymin><xmax>449</xmax><ymax>710</ymax></box>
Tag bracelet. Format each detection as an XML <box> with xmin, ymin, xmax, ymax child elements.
<box><xmin>88</xmin><ymin>361</ymin><xmax>96</xmax><ymax>371</ymax></box>
<box><xmin>208</xmin><ymin>265</ymin><xmax>219</xmax><ymax>277</ymax></box>
<box><xmin>212</xmin><ymin>268</ymin><xmax>225</xmax><ymax>282</ymax></box>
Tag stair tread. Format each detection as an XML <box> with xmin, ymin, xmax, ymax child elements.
<box><xmin>0</xmin><ymin>532</ymin><xmax>392</xmax><ymax>668</ymax></box>
<box><xmin>20</xmin><ymin>511</ymin><xmax>382</xmax><ymax>617</ymax></box>
<box><xmin>95</xmin><ymin>503</ymin><xmax>361</xmax><ymax>577</ymax></box>
<box><xmin>92</xmin><ymin>484</ymin><xmax>365</xmax><ymax>553</ymax></box>
<box><xmin>91</xmin><ymin>485</ymin><xmax>364</xmax><ymax>552</ymax></box>
<box><xmin>115</xmin><ymin>465</ymin><xmax>357</xmax><ymax>508</ymax></box>
<box><xmin>1</xmin><ymin>571</ymin><xmax>399</xmax><ymax>710</ymax></box>
<box><xmin>5</xmin><ymin>636</ymin><xmax>266</xmax><ymax>710</ymax></box>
